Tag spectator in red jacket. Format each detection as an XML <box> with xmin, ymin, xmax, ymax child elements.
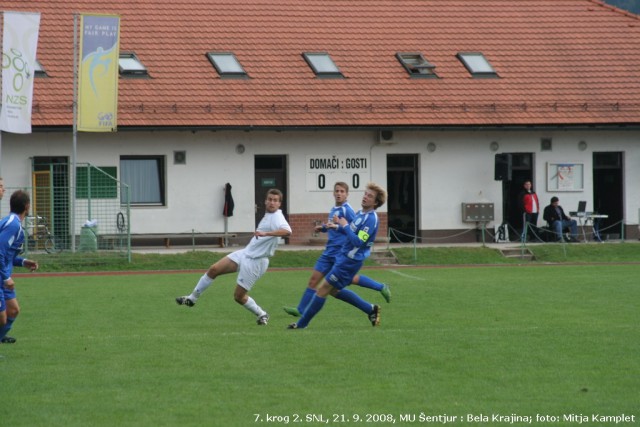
<box><xmin>518</xmin><ymin>179</ymin><xmax>540</xmax><ymax>241</ymax></box>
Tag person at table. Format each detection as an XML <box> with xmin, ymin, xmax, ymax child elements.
<box><xmin>543</xmin><ymin>196</ymin><xmax>579</xmax><ymax>242</ymax></box>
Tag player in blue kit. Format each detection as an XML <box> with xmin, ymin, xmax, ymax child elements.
<box><xmin>0</xmin><ymin>190</ymin><xmax>39</xmax><ymax>344</ymax></box>
<box><xmin>283</xmin><ymin>181</ymin><xmax>390</xmax><ymax>318</ymax></box>
<box><xmin>288</xmin><ymin>182</ymin><xmax>387</xmax><ymax>329</ymax></box>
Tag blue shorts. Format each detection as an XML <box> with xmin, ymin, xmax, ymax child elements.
<box><xmin>324</xmin><ymin>256</ymin><xmax>362</xmax><ymax>290</ymax></box>
<box><xmin>0</xmin><ymin>284</ymin><xmax>13</xmax><ymax>312</ymax></box>
<box><xmin>313</xmin><ymin>252</ymin><xmax>337</xmax><ymax>276</ymax></box>
<box><xmin>2</xmin><ymin>285</ymin><xmax>16</xmax><ymax>301</ymax></box>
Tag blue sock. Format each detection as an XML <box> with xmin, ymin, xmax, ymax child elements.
<box><xmin>334</xmin><ymin>289</ymin><xmax>372</xmax><ymax>314</ymax></box>
<box><xmin>297</xmin><ymin>295</ymin><xmax>326</xmax><ymax>328</ymax></box>
<box><xmin>297</xmin><ymin>288</ymin><xmax>317</xmax><ymax>313</ymax></box>
<box><xmin>0</xmin><ymin>317</ymin><xmax>15</xmax><ymax>340</ymax></box>
<box><xmin>357</xmin><ymin>275</ymin><xmax>383</xmax><ymax>291</ymax></box>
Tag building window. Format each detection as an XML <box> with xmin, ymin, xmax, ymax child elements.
<box><xmin>457</xmin><ymin>52</ymin><xmax>498</xmax><ymax>78</ymax></box>
<box><xmin>302</xmin><ymin>52</ymin><xmax>343</xmax><ymax>77</ymax></box>
<box><xmin>34</xmin><ymin>59</ymin><xmax>48</xmax><ymax>77</ymax></box>
<box><xmin>120</xmin><ymin>156</ymin><xmax>165</xmax><ymax>206</ymax></box>
<box><xmin>76</xmin><ymin>166</ymin><xmax>118</xmax><ymax>199</ymax></box>
<box><xmin>119</xmin><ymin>53</ymin><xmax>148</xmax><ymax>77</ymax></box>
<box><xmin>396</xmin><ymin>53</ymin><xmax>437</xmax><ymax>77</ymax></box>
<box><xmin>207</xmin><ymin>52</ymin><xmax>248</xmax><ymax>78</ymax></box>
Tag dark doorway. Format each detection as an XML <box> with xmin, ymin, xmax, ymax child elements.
<box><xmin>387</xmin><ymin>154</ymin><xmax>419</xmax><ymax>243</ymax></box>
<box><xmin>593</xmin><ymin>152</ymin><xmax>624</xmax><ymax>239</ymax></box>
<box><xmin>32</xmin><ymin>157</ymin><xmax>70</xmax><ymax>248</ymax></box>
<box><xmin>254</xmin><ymin>155</ymin><xmax>288</xmax><ymax>228</ymax></box>
<box><xmin>501</xmin><ymin>153</ymin><xmax>535</xmax><ymax>240</ymax></box>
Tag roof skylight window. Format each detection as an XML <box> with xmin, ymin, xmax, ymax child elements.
<box><xmin>396</xmin><ymin>53</ymin><xmax>437</xmax><ymax>77</ymax></box>
<box><xmin>457</xmin><ymin>52</ymin><xmax>498</xmax><ymax>77</ymax></box>
<box><xmin>34</xmin><ymin>59</ymin><xmax>47</xmax><ymax>77</ymax></box>
<box><xmin>207</xmin><ymin>52</ymin><xmax>247</xmax><ymax>78</ymax></box>
<box><xmin>302</xmin><ymin>52</ymin><xmax>343</xmax><ymax>77</ymax></box>
<box><xmin>119</xmin><ymin>53</ymin><xmax>148</xmax><ymax>76</ymax></box>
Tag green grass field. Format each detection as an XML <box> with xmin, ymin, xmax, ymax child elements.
<box><xmin>1</xmin><ymin>265</ymin><xmax>638</xmax><ymax>426</ymax></box>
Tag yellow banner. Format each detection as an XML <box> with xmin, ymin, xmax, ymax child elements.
<box><xmin>77</xmin><ymin>14</ymin><xmax>120</xmax><ymax>132</ymax></box>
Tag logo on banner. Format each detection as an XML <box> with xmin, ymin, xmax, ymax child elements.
<box><xmin>77</xmin><ymin>14</ymin><xmax>120</xmax><ymax>132</ymax></box>
<box><xmin>3</xmin><ymin>48</ymin><xmax>31</xmax><ymax>105</ymax></box>
<box><xmin>1</xmin><ymin>11</ymin><xmax>40</xmax><ymax>134</ymax></box>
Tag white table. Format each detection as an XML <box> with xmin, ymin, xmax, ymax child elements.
<box><xmin>575</xmin><ymin>213</ymin><xmax>608</xmax><ymax>242</ymax></box>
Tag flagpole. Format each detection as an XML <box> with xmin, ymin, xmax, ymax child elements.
<box><xmin>71</xmin><ymin>13</ymin><xmax>78</xmax><ymax>252</ymax></box>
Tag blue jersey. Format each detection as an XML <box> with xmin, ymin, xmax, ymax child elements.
<box><xmin>338</xmin><ymin>208</ymin><xmax>379</xmax><ymax>261</ymax></box>
<box><xmin>322</xmin><ymin>202</ymin><xmax>355</xmax><ymax>258</ymax></box>
<box><xmin>0</xmin><ymin>213</ymin><xmax>26</xmax><ymax>284</ymax></box>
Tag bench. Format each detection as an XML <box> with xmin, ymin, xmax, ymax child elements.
<box><xmin>97</xmin><ymin>233</ymin><xmax>238</xmax><ymax>249</ymax></box>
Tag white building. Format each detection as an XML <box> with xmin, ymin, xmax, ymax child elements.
<box><xmin>2</xmin><ymin>0</ymin><xmax>639</xmax><ymax>245</ymax></box>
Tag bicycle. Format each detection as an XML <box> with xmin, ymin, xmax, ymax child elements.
<box><xmin>25</xmin><ymin>215</ymin><xmax>61</xmax><ymax>254</ymax></box>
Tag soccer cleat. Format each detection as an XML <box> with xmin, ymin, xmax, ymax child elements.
<box><xmin>257</xmin><ymin>313</ymin><xmax>270</xmax><ymax>325</ymax></box>
<box><xmin>287</xmin><ymin>322</ymin><xmax>299</xmax><ymax>329</ymax></box>
<box><xmin>283</xmin><ymin>306</ymin><xmax>302</xmax><ymax>317</ymax></box>
<box><xmin>175</xmin><ymin>296</ymin><xmax>195</xmax><ymax>307</ymax></box>
<box><xmin>0</xmin><ymin>336</ymin><xmax>16</xmax><ymax>344</ymax></box>
<box><xmin>368</xmin><ymin>305</ymin><xmax>381</xmax><ymax>326</ymax></box>
<box><xmin>381</xmin><ymin>284</ymin><xmax>391</xmax><ymax>303</ymax></box>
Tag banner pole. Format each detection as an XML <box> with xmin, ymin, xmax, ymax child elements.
<box><xmin>71</xmin><ymin>13</ymin><xmax>78</xmax><ymax>252</ymax></box>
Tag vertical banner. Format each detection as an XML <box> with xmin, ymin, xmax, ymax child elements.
<box><xmin>0</xmin><ymin>11</ymin><xmax>41</xmax><ymax>134</ymax></box>
<box><xmin>77</xmin><ymin>14</ymin><xmax>120</xmax><ymax>132</ymax></box>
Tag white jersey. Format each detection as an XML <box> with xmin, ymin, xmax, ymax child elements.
<box><xmin>243</xmin><ymin>209</ymin><xmax>291</xmax><ymax>258</ymax></box>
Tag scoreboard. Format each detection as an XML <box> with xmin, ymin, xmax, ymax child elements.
<box><xmin>306</xmin><ymin>155</ymin><xmax>370</xmax><ymax>192</ymax></box>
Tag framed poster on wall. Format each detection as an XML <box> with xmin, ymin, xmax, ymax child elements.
<box><xmin>547</xmin><ymin>162</ymin><xmax>584</xmax><ymax>191</ymax></box>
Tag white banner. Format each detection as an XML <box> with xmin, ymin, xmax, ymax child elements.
<box><xmin>1</xmin><ymin>11</ymin><xmax>41</xmax><ymax>134</ymax></box>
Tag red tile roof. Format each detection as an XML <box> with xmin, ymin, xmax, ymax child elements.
<box><xmin>8</xmin><ymin>0</ymin><xmax>640</xmax><ymax>127</ymax></box>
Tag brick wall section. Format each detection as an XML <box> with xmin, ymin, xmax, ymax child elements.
<box><xmin>287</xmin><ymin>212</ymin><xmax>388</xmax><ymax>245</ymax></box>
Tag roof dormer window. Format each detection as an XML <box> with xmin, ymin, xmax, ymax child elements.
<box><xmin>302</xmin><ymin>52</ymin><xmax>343</xmax><ymax>78</ymax></box>
<box><xmin>34</xmin><ymin>59</ymin><xmax>48</xmax><ymax>77</ymax></box>
<box><xmin>396</xmin><ymin>53</ymin><xmax>437</xmax><ymax>78</ymax></box>
<box><xmin>119</xmin><ymin>53</ymin><xmax>148</xmax><ymax>77</ymax></box>
<box><xmin>457</xmin><ymin>52</ymin><xmax>498</xmax><ymax>78</ymax></box>
<box><xmin>207</xmin><ymin>52</ymin><xmax>248</xmax><ymax>78</ymax></box>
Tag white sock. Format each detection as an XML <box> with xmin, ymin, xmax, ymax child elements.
<box><xmin>243</xmin><ymin>297</ymin><xmax>266</xmax><ymax>317</ymax></box>
<box><xmin>189</xmin><ymin>274</ymin><xmax>213</xmax><ymax>301</ymax></box>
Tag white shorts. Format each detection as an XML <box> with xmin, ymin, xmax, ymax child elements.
<box><xmin>228</xmin><ymin>249</ymin><xmax>269</xmax><ymax>291</ymax></box>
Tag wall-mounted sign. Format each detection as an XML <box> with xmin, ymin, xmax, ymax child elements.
<box><xmin>261</xmin><ymin>177</ymin><xmax>276</xmax><ymax>187</ymax></box>
<box><xmin>306</xmin><ymin>155</ymin><xmax>369</xmax><ymax>191</ymax></box>
<box><xmin>547</xmin><ymin>162</ymin><xmax>584</xmax><ymax>191</ymax></box>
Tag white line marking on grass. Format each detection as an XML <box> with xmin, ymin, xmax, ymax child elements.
<box><xmin>388</xmin><ymin>269</ymin><xmax>427</xmax><ymax>281</ymax></box>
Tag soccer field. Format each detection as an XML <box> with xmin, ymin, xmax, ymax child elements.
<box><xmin>1</xmin><ymin>265</ymin><xmax>638</xmax><ymax>427</ymax></box>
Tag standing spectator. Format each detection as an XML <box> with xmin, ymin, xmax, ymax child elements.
<box><xmin>518</xmin><ymin>179</ymin><xmax>540</xmax><ymax>242</ymax></box>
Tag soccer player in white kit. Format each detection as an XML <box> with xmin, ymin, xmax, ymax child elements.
<box><xmin>176</xmin><ymin>188</ymin><xmax>292</xmax><ymax>325</ymax></box>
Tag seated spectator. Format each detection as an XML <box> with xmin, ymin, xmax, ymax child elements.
<box><xmin>543</xmin><ymin>196</ymin><xmax>579</xmax><ymax>242</ymax></box>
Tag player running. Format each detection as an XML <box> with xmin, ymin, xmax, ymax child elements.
<box><xmin>176</xmin><ymin>188</ymin><xmax>291</xmax><ymax>325</ymax></box>
<box><xmin>283</xmin><ymin>181</ymin><xmax>390</xmax><ymax>322</ymax></box>
<box><xmin>288</xmin><ymin>182</ymin><xmax>386</xmax><ymax>329</ymax></box>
